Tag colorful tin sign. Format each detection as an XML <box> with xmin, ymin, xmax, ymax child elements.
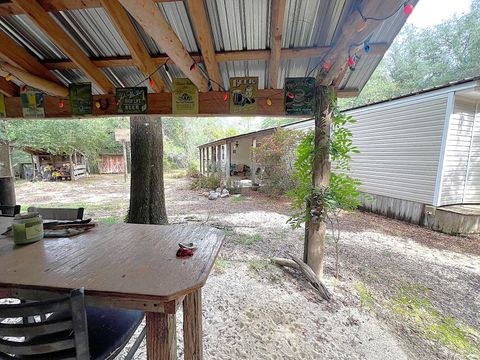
<box><xmin>20</xmin><ymin>86</ymin><xmax>45</xmax><ymax>118</ymax></box>
<box><xmin>229</xmin><ymin>77</ymin><xmax>258</xmax><ymax>114</ymax></box>
<box><xmin>284</xmin><ymin>77</ymin><xmax>315</xmax><ymax>115</ymax></box>
<box><xmin>172</xmin><ymin>79</ymin><xmax>198</xmax><ymax>114</ymax></box>
<box><xmin>70</xmin><ymin>83</ymin><xmax>92</xmax><ymax>116</ymax></box>
<box><xmin>116</xmin><ymin>87</ymin><xmax>148</xmax><ymax>114</ymax></box>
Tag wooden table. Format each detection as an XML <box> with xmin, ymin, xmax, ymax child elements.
<box><xmin>0</xmin><ymin>218</ymin><xmax>224</xmax><ymax>360</ymax></box>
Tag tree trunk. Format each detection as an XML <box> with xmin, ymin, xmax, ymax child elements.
<box><xmin>128</xmin><ymin>115</ymin><xmax>168</xmax><ymax>225</ymax></box>
<box><xmin>304</xmin><ymin>85</ymin><xmax>335</xmax><ymax>279</ymax></box>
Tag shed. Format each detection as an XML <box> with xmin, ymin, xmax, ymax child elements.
<box><xmin>23</xmin><ymin>147</ymin><xmax>87</xmax><ymax>181</ymax></box>
<box><xmin>99</xmin><ymin>153</ymin><xmax>126</xmax><ymax>174</ymax></box>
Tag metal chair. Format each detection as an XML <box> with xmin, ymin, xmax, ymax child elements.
<box><xmin>27</xmin><ymin>207</ymin><xmax>84</xmax><ymax>221</ymax></box>
<box><xmin>0</xmin><ymin>289</ymin><xmax>145</xmax><ymax>360</ymax></box>
<box><xmin>0</xmin><ymin>205</ymin><xmax>21</xmax><ymax>217</ymax></box>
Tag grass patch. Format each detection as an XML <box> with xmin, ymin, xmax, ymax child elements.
<box><xmin>235</xmin><ymin>233</ymin><xmax>262</xmax><ymax>246</ymax></box>
<box><xmin>97</xmin><ymin>216</ymin><xmax>122</xmax><ymax>224</ymax></box>
<box><xmin>354</xmin><ymin>282</ymin><xmax>375</xmax><ymax>310</ymax></box>
<box><xmin>391</xmin><ymin>284</ymin><xmax>480</xmax><ymax>356</ymax></box>
<box><xmin>248</xmin><ymin>259</ymin><xmax>270</xmax><ymax>273</ymax></box>
<box><xmin>232</xmin><ymin>195</ymin><xmax>246</xmax><ymax>203</ymax></box>
<box><xmin>214</xmin><ymin>257</ymin><xmax>228</xmax><ymax>274</ymax></box>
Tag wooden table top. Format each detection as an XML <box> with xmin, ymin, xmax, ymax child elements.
<box><xmin>0</xmin><ymin>219</ymin><xmax>224</xmax><ymax>302</ymax></box>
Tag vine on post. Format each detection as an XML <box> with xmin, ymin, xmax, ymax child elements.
<box><xmin>288</xmin><ymin>96</ymin><xmax>361</xmax><ymax>278</ymax></box>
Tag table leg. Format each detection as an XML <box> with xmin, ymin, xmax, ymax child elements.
<box><xmin>146</xmin><ymin>311</ymin><xmax>177</xmax><ymax>360</ymax></box>
<box><xmin>183</xmin><ymin>289</ymin><xmax>203</xmax><ymax>360</ymax></box>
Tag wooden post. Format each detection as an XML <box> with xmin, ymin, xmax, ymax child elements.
<box><xmin>251</xmin><ymin>138</ymin><xmax>257</xmax><ymax>183</ymax></box>
<box><xmin>206</xmin><ymin>147</ymin><xmax>210</xmax><ymax>176</ymax></box>
<box><xmin>225</xmin><ymin>142</ymin><xmax>231</xmax><ymax>185</ymax></box>
<box><xmin>304</xmin><ymin>85</ymin><xmax>335</xmax><ymax>279</ymax></box>
<box><xmin>69</xmin><ymin>154</ymin><xmax>74</xmax><ymax>181</ymax></box>
<box><xmin>146</xmin><ymin>312</ymin><xmax>177</xmax><ymax>360</ymax></box>
<box><xmin>122</xmin><ymin>140</ymin><xmax>128</xmax><ymax>183</ymax></box>
<box><xmin>183</xmin><ymin>289</ymin><xmax>203</xmax><ymax>360</ymax></box>
<box><xmin>0</xmin><ymin>141</ymin><xmax>15</xmax><ymax>206</ymax></box>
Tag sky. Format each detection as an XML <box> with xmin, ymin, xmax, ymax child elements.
<box><xmin>408</xmin><ymin>0</ymin><xmax>472</xmax><ymax>28</ymax></box>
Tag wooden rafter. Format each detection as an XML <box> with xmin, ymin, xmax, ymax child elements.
<box><xmin>11</xmin><ymin>0</ymin><xmax>115</xmax><ymax>94</ymax></box>
<box><xmin>0</xmin><ymin>29</ymin><xmax>61</xmax><ymax>84</ymax></box>
<box><xmin>0</xmin><ymin>62</ymin><xmax>68</xmax><ymax>96</ymax></box>
<box><xmin>185</xmin><ymin>0</ymin><xmax>223</xmax><ymax>91</ymax></box>
<box><xmin>0</xmin><ymin>0</ymin><xmax>178</xmax><ymax>16</ymax></box>
<box><xmin>321</xmin><ymin>0</ymin><xmax>402</xmax><ymax>86</ymax></box>
<box><xmin>118</xmin><ymin>0</ymin><xmax>209</xmax><ymax>92</ymax></box>
<box><xmin>0</xmin><ymin>77</ymin><xmax>19</xmax><ymax>97</ymax></box>
<box><xmin>268</xmin><ymin>0</ymin><xmax>286</xmax><ymax>89</ymax></box>
<box><xmin>100</xmin><ymin>0</ymin><xmax>166</xmax><ymax>92</ymax></box>
<box><xmin>41</xmin><ymin>43</ymin><xmax>389</xmax><ymax>71</ymax></box>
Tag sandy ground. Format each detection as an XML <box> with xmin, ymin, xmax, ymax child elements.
<box><xmin>7</xmin><ymin>174</ymin><xmax>480</xmax><ymax>359</ymax></box>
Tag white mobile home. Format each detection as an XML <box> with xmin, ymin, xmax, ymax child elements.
<box><xmin>200</xmin><ymin>78</ymin><xmax>480</xmax><ymax>233</ymax></box>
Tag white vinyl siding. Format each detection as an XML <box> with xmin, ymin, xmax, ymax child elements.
<box><xmin>463</xmin><ymin>104</ymin><xmax>480</xmax><ymax>203</ymax></box>
<box><xmin>346</xmin><ymin>94</ymin><xmax>449</xmax><ymax>204</ymax></box>
<box><xmin>439</xmin><ymin>99</ymin><xmax>476</xmax><ymax>205</ymax></box>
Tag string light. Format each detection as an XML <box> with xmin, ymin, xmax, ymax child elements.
<box><xmin>404</xmin><ymin>2</ymin><xmax>414</xmax><ymax>15</ymax></box>
<box><xmin>266</xmin><ymin>98</ymin><xmax>272</xmax><ymax>106</ymax></box>
<box><xmin>58</xmin><ymin>99</ymin><xmax>65</xmax><ymax>108</ymax></box>
<box><xmin>4</xmin><ymin>73</ymin><xmax>12</xmax><ymax>82</ymax></box>
<box><xmin>149</xmin><ymin>78</ymin><xmax>155</xmax><ymax>89</ymax></box>
<box><xmin>287</xmin><ymin>92</ymin><xmax>295</xmax><ymax>99</ymax></box>
<box><xmin>95</xmin><ymin>100</ymin><xmax>101</xmax><ymax>109</ymax></box>
<box><xmin>347</xmin><ymin>56</ymin><xmax>355</xmax><ymax>67</ymax></box>
<box><xmin>190</xmin><ymin>63</ymin><xmax>196</xmax><ymax>71</ymax></box>
<box><xmin>322</xmin><ymin>62</ymin><xmax>331</xmax><ymax>71</ymax></box>
<box><xmin>223</xmin><ymin>92</ymin><xmax>229</xmax><ymax>101</ymax></box>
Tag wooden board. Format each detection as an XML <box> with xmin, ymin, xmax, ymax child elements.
<box><xmin>2</xmin><ymin>90</ymin><xmax>292</xmax><ymax>118</ymax></box>
<box><xmin>0</xmin><ymin>223</ymin><xmax>224</xmax><ymax>302</ymax></box>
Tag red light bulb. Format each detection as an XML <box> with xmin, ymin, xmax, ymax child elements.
<box><xmin>404</xmin><ymin>3</ymin><xmax>414</xmax><ymax>15</ymax></box>
<box><xmin>190</xmin><ymin>63</ymin><xmax>196</xmax><ymax>71</ymax></box>
<box><xmin>287</xmin><ymin>92</ymin><xmax>295</xmax><ymax>99</ymax></box>
<box><xmin>223</xmin><ymin>92</ymin><xmax>229</xmax><ymax>101</ymax></box>
<box><xmin>347</xmin><ymin>56</ymin><xmax>355</xmax><ymax>67</ymax></box>
<box><xmin>149</xmin><ymin>78</ymin><xmax>155</xmax><ymax>88</ymax></box>
<box><xmin>322</xmin><ymin>62</ymin><xmax>331</xmax><ymax>71</ymax></box>
<box><xmin>58</xmin><ymin>100</ymin><xmax>64</xmax><ymax>108</ymax></box>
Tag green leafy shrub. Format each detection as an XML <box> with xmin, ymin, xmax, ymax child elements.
<box><xmin>190</xmin><ymin>174</ymin><xmax>221</xmax><ymax>190</ymax></box>
<box><xmin>186</xmin><ymin>163</ymin><xmax>201</xmax><ymax>178</ymax></box>
<box><xmin>253</xmin><ymin>128</ymin><xmax>303</xmax><ymax>196</ymax></box>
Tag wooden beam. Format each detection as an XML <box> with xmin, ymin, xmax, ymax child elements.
<box><xmin>41</xmin><ymin>44</ymin><xmax>388</xmax><ymax>71</ymax></box>
<box><xmin>337</xmin><ymin>88</ymin><xmax>359</xmax><ymax>98</ymax></box>
<box><xmin>0</xmin><ymin>30</ymin><xmax>61</xmax><ymax>84</ymax></box>
<box><xmin>2</xmin><ymin>89</ymin><xmax>290</xmax><ymax>118</ymax></box>
<box><xmin>185</xmin><ymin>0</ymin><xmax>223</xmax><ymax>91</ymax></box>
<box><xmin>0</xmin><ymin>62</ymin><xmax>68</xmax><ymax>96</ymax></box>
<box><xmin>12</xmin><ymin>0</ymin><xmax>115</xmax><ymax>94</ymax></box>
<box><xmin>0</xmin><ymin>77</ymin><xmax>19</xmax><ymax>97</ymax></box>
<box><xmin>100</xmin><ymin>0</ymin><xmax>166</xmax><ymax>92</ymax></box>
<box><xmin>118</xmin><ymin>0</ymin><xmax>209</xmax><ymax>92</ymax></box>
<box><xmin>268</xmin><ymin>0</ymin><xmax>286</xmax><ymax>89</ymax></box>
<box><xmin>321</xmin><ymin>0</ymin><xmax>402</xmax><ymax>86</ymax></box>
<box><xmin>0</xmin><ymin>0</ymin><xmax>178</xmax><ymax>16</ymax></box>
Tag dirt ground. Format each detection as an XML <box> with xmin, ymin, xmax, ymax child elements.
<box><xmin>12</xmin><ymin>174</ymin><xmax>480</xmax><ymax>359</ymax></box>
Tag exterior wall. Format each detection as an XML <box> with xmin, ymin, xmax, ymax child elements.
<box><xmin>438</xmin><ymin>96</ymin><xmax>480</xmax><ymax>205</ymax></box>
<box><xmin>347</xmin><ymin>93</ymin><xmax>449</xmax><ymax>205</ymax></box>
<box><xmin>230</xmin><ymin>137</ymin><xmax>253</xmax><ymax>166</ymax></box>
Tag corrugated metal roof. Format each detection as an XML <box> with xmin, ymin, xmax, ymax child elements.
<box><xmin>0</xmin><ymin>0</ymin><xmax>414</xmax><ymax>93</ymax></box>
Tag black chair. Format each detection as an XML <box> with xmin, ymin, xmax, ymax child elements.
<box><xmin>0</xmin><ymin>288</ymin><xmax>145</xmax><ymax>360</ymax></box>
<box><xmin>27</xmin><ymin>207</ymin><xmax>84</xmax><ymax>221</ymax></box>
<box><xmin>0</xmin><ymin>205</ymin><xmax>21</xmax><ymax>217</ymax></box>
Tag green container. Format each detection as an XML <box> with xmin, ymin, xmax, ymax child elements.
<box><xmin>12</xmin><ymin>213</ymin><xmax>44</xmax><ymax>245</ymax></box>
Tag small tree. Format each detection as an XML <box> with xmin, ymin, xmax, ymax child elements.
<box><xmin>288</xmin><ymin>104</ymin><xmax>361</xmax><ymax>278</ymax></box>
<box><xmin>253</xmin><ymin>128</ymin><xmax>303</xmax><ymax>196</ymax></box>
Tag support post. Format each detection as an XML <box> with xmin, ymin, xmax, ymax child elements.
<box><xmin>304</xmin><ymin>85</ymin><xmax>335</xmax><ymax>278</ymax></box>
<box><xmin>122</xmin><ymin>140</ymin><xmax>128</xmax><ymax>183</ymax></box>
<box><xmin>69</xmin><ymin>154</ymin><xmax>74</xmax><ymax>181</ymax></box>
<box><xmin>183</xmin><ymin>289</ymin><xmax>203</xmax><ymax>360</ymax></box>
<box><xmin>251</xmin><ymin>138</ymin><xmax>257</xmax><ymax>183</ymax></box>
<box><xmin>225</xmin><ymin>142</ymin><xmax>231</xmax><ymax>185</ymax></box>
<box><xmin>0</xmin><ymin>141</ymin><xmax>15</xmax><ymax>206</ymax></box>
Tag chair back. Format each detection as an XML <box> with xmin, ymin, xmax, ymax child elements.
<box><xmin>0</xmin><ymin>289</ymin><xmax>89</xmax><ymax>360</ymax></box>
<box><xmin>27</xmin><ymin>207</ymin><xmax>84</xmax><ymax>221</ymax></box>
<box><xmin>0</xmin><ymin>205</ymin><xmax>21</xmax><ymax>217</ymax></box>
